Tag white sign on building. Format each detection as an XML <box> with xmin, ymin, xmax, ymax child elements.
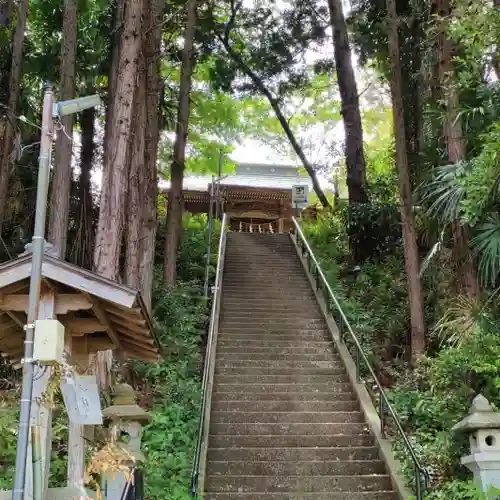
<box><xmin>292</xmin><ymin>184</ymin><xmax>309</xmax><ymax>207</ymax></box>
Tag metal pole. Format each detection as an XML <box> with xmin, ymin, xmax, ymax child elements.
<box><xmin>215</xmin><ymin>150</ymin><xmax>223</xmax><ymax>220</ymax></box>
<box><xmin>203</xmin><ymin>177</ymin><xmax>215</xmax><ymax>300</ymax></box>
<box><xmin>12</xmin><ymin>83</ymin><xmax>54</xmax><ymax>500</ymax></box>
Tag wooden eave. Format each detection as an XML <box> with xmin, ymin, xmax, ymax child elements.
<box><xmin>0</xmin><ymin>254</ymin><xmax>161</xmax><ymax>368</ymax></box>
<box><xmin>162</xmin><ymin>186</ymin><xmax>291</xmax><ymax>204</ymax></box>
<box><xmin>222</xmin><ymin>186</ymin><xmax>291</xmax><ymax>201</ymax></box>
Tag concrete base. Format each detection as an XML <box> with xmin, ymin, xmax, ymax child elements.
<box><xmin>462</xmin><ymin>452</ymin><xmax>500</xmax><ymax>492</ymax></box>
<box><xmin>0</xmin><ymin>487</ymin><xmax>96</xmax><ymax>500</ymax></box>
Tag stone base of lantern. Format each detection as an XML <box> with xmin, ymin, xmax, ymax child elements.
<box><xmin>462</xmin><ymin>452</ymin><xmax>500</xmax><ymax>492</ymax></box>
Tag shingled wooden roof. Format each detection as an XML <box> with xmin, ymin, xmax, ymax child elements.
<box><xmin>0</xmin><ymin>254</ymin><xmax>160</xmax><ymax>368</ymax></box>
<box><xmin>165</xmin><ymin>185</ymin><xmax>293</xmax><ymax>204</ymax></box>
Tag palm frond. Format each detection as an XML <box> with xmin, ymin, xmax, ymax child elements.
<box><xmin>472</xmin><ymin>213</ymin><xmax>500</xmax><ymax>288</ymax></box>
<box><xmin>419</xmin><ymin>161</ymin><xmax>470</xmax><ymax>223</ymax></box>
<box><xmin>432</xmin><ymin>295</ymin><xmax>482</xmax><ymax>347</ymax></box>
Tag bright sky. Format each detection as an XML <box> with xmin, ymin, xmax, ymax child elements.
<box><xmin>90</xmin><ymin>0</ymin><xmax>382</xmax><ymax>190</ymax></box>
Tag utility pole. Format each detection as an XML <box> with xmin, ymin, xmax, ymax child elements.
<box><xmin>11</xmin><ymin>83</ymin><xmax>101</xmax><ymax>500</ymax></box>
<box><xmin>215</xmin><ymin>150</ymin><xmax>223</xmax><ymax>220</ymax></box>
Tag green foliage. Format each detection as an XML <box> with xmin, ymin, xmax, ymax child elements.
<box><xmin>138</xmin><ymin>214</ymin><xmax>219</xmax><ymax>499</ymax></box>
<box><xmin>302</xmin><ymin>213</ymin><xmax>500</xmax><ymax>495</ymax></box>
<box><xmin>425</xmin><ymin>481</ymin><xmax>500</xmax><ymax>500</ymax></box>
<box><xmin>0</xmin><ymin>396</ymin><xmax>18</xmax><ymax>489</ymax></box>
<box><xmin>141</xmin><ymin>281</ymin><xmax>205</xmax><ymax>500</ymax></box>
<box><xmin>344</xmin><ymin>203</ymin><xmax>402</xmax><ymax>262</ymax></box>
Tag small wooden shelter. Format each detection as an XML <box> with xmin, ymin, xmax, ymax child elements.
<box><xmin>0</xmin><ymin>252</ymin><xmax>160</xmax><ymax>369</ymax></box>
<box><xmin>0</xmin><ymin>248</ymin><xmax>160</xmax><ymax>499</ymax></box>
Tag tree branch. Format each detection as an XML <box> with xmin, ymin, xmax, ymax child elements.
<box><xmin>217</xmin><ymin>31</ymin><xmax>331</xmax><ymax>209</ymax></box>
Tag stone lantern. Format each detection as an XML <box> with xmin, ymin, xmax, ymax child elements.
<box><xmin>452</xmin><ymin>394</ymin><xmax>500</xmax><ymax>492</ymax></box>
<box><xmin>101</xmin><ymin>384</ymin><xmax>151</xmax><ymax>500</ymax></box>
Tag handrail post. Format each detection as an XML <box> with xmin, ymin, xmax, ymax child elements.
<box><xmin>415</xmin><ymin>464</ymin><xmax>422</xmax><ymax>500</ymax></box>
<box><xmin>355</xmin><ymin>347</ymin><xmax>360</xmax><ymax>383</ymax></box>
<box><xmin>380</xmin><ymin>396</ymin><xmax>386</xmax><ymax>438</ymax></box>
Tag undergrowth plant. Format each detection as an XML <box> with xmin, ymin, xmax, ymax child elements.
<box><xmin>137</xmin><ymin>214</ymin><xmax>221</xmax><ymax>499</ymax></box>
<box><xmin>302</xmin><ymin>211</ymin><xmax>500</xmax><ymax>499</ymax></box>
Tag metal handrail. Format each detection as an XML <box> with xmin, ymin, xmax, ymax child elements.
<box><xmin>291</xmin><ymin>217</ymin><xmax>430</xmax><ymax>500</ymax></box>
<box><xmin>191</xmin><ymin>213</ymin><xmax>228</xmax><ymax>497</ymax></box>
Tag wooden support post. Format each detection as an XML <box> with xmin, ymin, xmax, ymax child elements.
<box><xmin>66</xmin><ymin>331</ymin><xmax>86</xmax><ymax>490</ymax></box>
<box><xmin>25</xmin><ymin>290</ymin><xmax>56</xmax><ymax>498</ymax></box>
<box><xmin>278</xmin><ymin>200</ymin><xmax>285</xmax><ymax>233</ymax></box>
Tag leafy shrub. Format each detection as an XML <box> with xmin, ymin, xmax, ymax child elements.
<box><xmin>302</xmin><ymin>212</ymin><xmax>500</xmax><ymax>496</ymax></box>
<box><xmin>138</xmin><ymin>214</ymin><xmax>220</xmax><ymax>499</ymax></box>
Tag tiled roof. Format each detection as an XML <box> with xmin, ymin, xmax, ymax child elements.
<box><xmin>160</xmin><ymin>162</ymin><xmax>313</xmax><ymax>192</ymax></box>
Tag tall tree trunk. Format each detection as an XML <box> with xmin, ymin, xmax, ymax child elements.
<box><xmin>48</xmin><ymin>0</ymin><xmax>77</xmax><ymax>259</ymax></box>
<box><xmin>125</xmin><ymin>61</ymin><xmax>146</xmax><ymax>290</ymax></box>
<box><xmin>0</xmin><ymin>0</ymin><xmax>13</xmax><ymax>28</ymax></box>
<box><xmin>104</xmin><ymin>0</ymin><xmax>125</xmax><ymax>164</ymax></box>
<box><xmin>124</xmin><ymin>0</ymin><xmax>163</xmax><ymax>310</ymax></box>
<box><xmin>0</xmin><ymin>0</ymin><xmax>28</xmax><ymax>234</ymax></box>
<box><xmin>73</xmin><ymin>106</ymin><xmax>94</xmax><ymax>269</ymax></box>
<box><xmin>220</xmin><ymin>37</ymin><xmax>331</xmax><ymax>209</ymax></box>
<box><xmin>327</xmin><ymin>0</ymin><xmax>368</xmax><ymax>204</ymax></box>
<box><xmin>163</xmin><ymin>0</ymin><xmax>199</xmax><ymax>284</ymax></box>
<box><xmin>437</xmin><ymin>0</ymin><xmax>480</xmax><ymax>301</ymax></box>
<box><xmin>94</xmin><ymin>0</ymin><xmax>144</xmax><ymax>281</ymax></box>
<box><xmin>493</xmin><ymin>0</ymin><xmax>500</xmax><ymax>80</ymax></box>
<box><xmin>140</xmin><ymin>0</ymin><xmax>164</xmax><ymax>310</ymax></box>
<box><xmin>92</xmin><ymin>0</ymin><xmax>144</xmax><ymax>392</ymax></box>
<box><xmin>387</xmin><ymin>0</ymin><xmax>426</xmax><ymax>361</ymax></box>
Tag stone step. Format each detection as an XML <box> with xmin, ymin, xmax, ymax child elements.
<box><xmin>211</xmin><ymin>411</ymin><xmax>364</xmax><ymax>424</ymax></box>
<box><xmin>221</xmin><ymin>293</ymin><xmax>316</xmax><ymax>300</ymax></box>
<box><xmin>204</xmin><ymin>492</ymin><xmax>398</xmax><ymax>500</ymax></box>
<box><xmin>218</xmin><ymin>327</ymin><xmax>328</xmax><ymax>335</ymax></box>
<box><xmin>211</xmin><ymin>400</ymin><xmax>359</xmax><ymax>412</ymax></box>
<box><xmin>207</xmin><ymin>446</ymin><xmax>380</xmax><ymax>462</ymax></box>
<box><xmin>213</xmin><ymin>382</ymin><xmax>352</xmax><ymax>393</ymax></box>
<box><xmin>220</xmin><ymin>317</ymin><xmax>325</xmax><ymax>331</ymax></box>
<box><xmin>220</xmin><ymin>317</ymin><xmax>323</xmax><ymax>324</ymax></box>
<box><xmin>225</xmin><ymin>258</ymin><xmax>299</xmax><ymax>262</ymax></box>
<box><xmin>224</xmin><ymin>268</ymin><xmax>305</xmax><ymax>277</ymax></box>
<box><xmin>216</xmin><ymin>360</ymin><xmax>344</xmax><ymax>370</ymax></box>
<box><xmin>221</xmin><ymin>295</ymin><xmax>316</xmax><ymax>302</ymax></box>
<box><xmin>220</xmin><ymin>305</ymin><xmax>320</xmax><ymax>313</ymax></box>
<box><xmin>205</xmin><ymin>475</ymin><xmax>392</xmax><ymax>493</ymax></box>
<box><xmin>215</xmin><ymin>374</ymin><xmax>349</xmax><ymax>384</ymax></box>
<box><xmin>217</xmin><ymin>333</ymin><xmax>332</xmax><ymax>342</ymax></box>
<box><xmin>214</xmin><ymin>366</ymin><xmax>342</xmax><ymax>375</ymax></box>
<box><xmin>216</xmin><ymin>354</ymin><xmax>339</xmax><ymax>362</ymax></box>
<box><xmin>220</xmin><ymin>311</ymin><xmax>323</xmax><ymax>319</ymax></box>
<box><xmin>217</xmin><ymin>340</ymin><xmax>333</xmax><ymax>348</ymax></box>
<box><xmin>222</xmin><ymin>284</ymin><xmax>312</xmax><ymax>290</ymax></box>
<box><xmin>217</xmin><ymin>336</ymin><xmax>334</xmax><ymax>349</ymax></box>
<box><xmin>223</xmin><ymin>275</ymin><xmax>308</xmax><ymax>282</ymax></box>
<box><xmin>223</xmin><ymin>282</ymin><xmax>311</xmax><ymax>288</ymax></box>
<box><xmin>206</xmin><ymin>460</ymin><xmax>386</xmax><ymax>476</ymax></box>
<box><xmin>219</xmin><ymin>317</ymin><xmax>324</xmax><ymax>325</ymax></box>
<box><xmin>225</xmin><ymin>264</ymin><xmax>301</xmax><ymax>269</ymax></box>
<box><xmin>212</xmin><ymin>392</ymin><xmax>355</xmax><ymax>402</ymax></box>
<box><xmin>209</xmin><ymin>422</ymin><xmax>370</xmax><ymax>436</ymax></box>
<box><xmin>222</xmin><ymin>291</ymin><xmax>315</xmax><ymax>298</ymax></box>
<box><xmin>216</xmin><ymin>346</ymin><xmax>337</xmax><ymax>356</ymax></box>
<box><xmin>221</xmin><ymin>298</ymin><xmax>319</xmax><ymax>305</ymax></box>
<box><xmin>209</xmin><ymin>434</ymin><xmax>375</xmax><ymax>448</ymax></box>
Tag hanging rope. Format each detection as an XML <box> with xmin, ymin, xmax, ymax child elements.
<box><xmin>237</xmin><ymin>219</ymin><xmax>281</xmax><ymax>233</ymax></box>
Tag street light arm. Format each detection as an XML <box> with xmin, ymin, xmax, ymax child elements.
<box><xmin>53</xmin><ymin>95</ymin><xmax>101</xmax><ymax>118</ymax></box>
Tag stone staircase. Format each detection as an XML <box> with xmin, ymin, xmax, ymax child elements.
<box><xmin>204</xmin><ymin>232</ymin><xmax>399</xmax><ymax>499</ymax></box>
